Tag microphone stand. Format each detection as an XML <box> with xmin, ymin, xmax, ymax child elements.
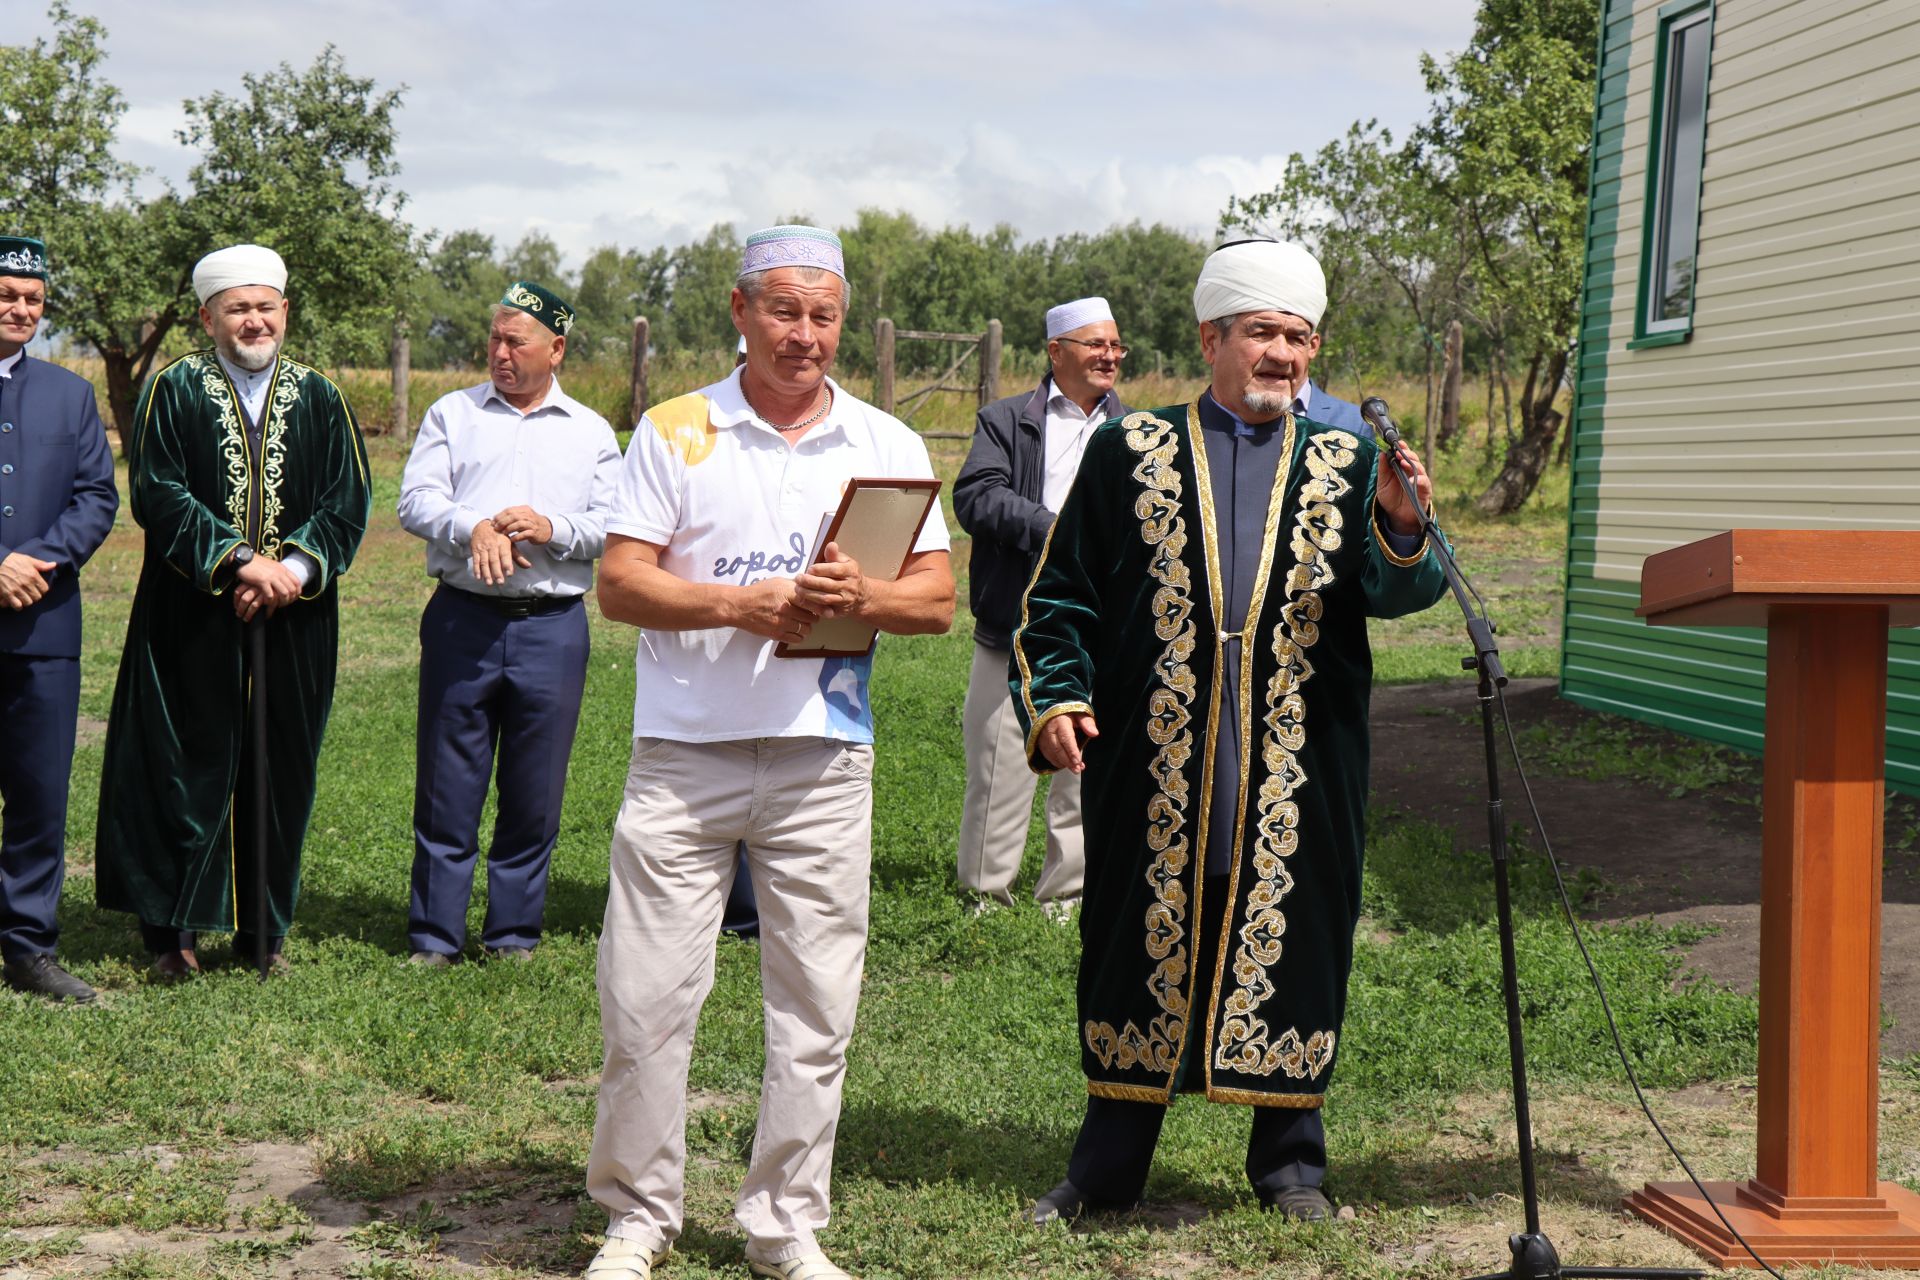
<box><xmin>1364</xmin><ymin>403</ymin><xmax>1700</xmax><ymax>1280</ymax></box>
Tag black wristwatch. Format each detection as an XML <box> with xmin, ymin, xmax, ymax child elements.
<box><xmin>231</xmin><ymin>544</ymin><xmax>256</xmax><ymax>569</ymax></box>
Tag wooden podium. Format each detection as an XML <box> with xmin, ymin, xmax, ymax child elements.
<box><xmin>1630</xmin><ymin>529</ymin><xmax>1920</xmax><ymax>1267</ymax></box>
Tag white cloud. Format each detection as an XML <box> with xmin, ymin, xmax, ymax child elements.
<box><xmin>29</xmin><ymin>0</ymin><xmax>1483</xmax><ymax>262</ymax></box>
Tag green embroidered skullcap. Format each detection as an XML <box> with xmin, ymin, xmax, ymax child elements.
<box><xmin>0</xmin><ymin>236</ymin><xmax>49</xmax><ymax>282</ymax></box>
<box><xmin>499</xmin><ymin>281</ymin><xmax>576</xmax><ymax>336</ymax></box>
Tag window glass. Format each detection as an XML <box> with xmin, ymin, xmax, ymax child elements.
<box><xmin>1649</xmin><ymin>11</ymin><xmax>1711</xmax><ymax>330</ymax></box>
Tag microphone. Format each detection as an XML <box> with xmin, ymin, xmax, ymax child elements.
<box><xmin>1358</xmin><ymin>397</ymin><xmax>1405</xmax><ymax>450</ymax></box>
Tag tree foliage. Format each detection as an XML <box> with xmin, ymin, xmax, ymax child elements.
<box><xmin>0</xmin><ymin>6</ymin><xmax>416</xmax><ymax>430</ymax></box>
<box><xmin>1223</xmin><ymin>0</ymin><xmax>1599</xmax><ymax>512</ymax></box>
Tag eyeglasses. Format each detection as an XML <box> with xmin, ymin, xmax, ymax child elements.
<box><xmin>1055</xmin><ymin>337</ymin><xmax>1130</xmax><ymax>359</ymax></box>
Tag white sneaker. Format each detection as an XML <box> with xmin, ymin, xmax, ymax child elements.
<box><xmin>747</xmin><ymin>1251</ymin><xmax>855</xmax><ymax>1280</ymax></box>
<box><xmin>1041</xmin><ymin>896</ymin><xmax>1081</xmax><ymax>924</ymax></box>
<box><xmin>585</xmin><ymin>1237</ymin><xmax>668</xmax><ymax>1278</ymax></box>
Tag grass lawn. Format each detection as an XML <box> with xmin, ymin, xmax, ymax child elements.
<box><xmin>0</xmin><ymin>409</ymin><xmax>1855</xmax><ymax>1279</ymax></box>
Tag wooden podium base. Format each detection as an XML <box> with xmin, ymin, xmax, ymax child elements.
<box><xmin>1628</xmin><ymin>1180</ymin><xmax>1920</xmax><ymax>1268</ymax></box>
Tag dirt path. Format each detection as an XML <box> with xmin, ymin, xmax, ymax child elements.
<box><xmin>1370</xmin><ymin>677</ymin><xmax>1920</xmax><ymax>1057</ymax></box>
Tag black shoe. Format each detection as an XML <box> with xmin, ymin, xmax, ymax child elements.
<box><xmin>3</xmin><ymin>953</ymin><xmax>97</xmax><ymax>1003</ymax></box>
<box><xmin>1258</xmin><ymin>1185</ymin><xmax>1333</xmax><ymax>1222</ymax></box>
<box><xmin>1031</xmin><ymin>1179</ymin><xmax>1136</xmax><ymax>1225</ymax></box>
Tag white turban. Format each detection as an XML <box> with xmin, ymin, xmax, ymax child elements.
<box><xmin>192</xmin><ymin>244</ymin><xmax>288</xmax><ymax>305</ymax></box>
<box><xmin>1045</xmin><ymin>296</ymin><xmax>1114</xmax><ymax>339</ymax></box>
<box><xmin>1192</xmin><ymin>239</ymin><xmax>1326</xmax><ymax>329</ymax></box>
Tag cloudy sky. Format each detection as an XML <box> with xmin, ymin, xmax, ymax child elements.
<box><xmin>38</xmin><ymin>0</ymin><xmax>1482</xmax><ymax>264</ymax></box>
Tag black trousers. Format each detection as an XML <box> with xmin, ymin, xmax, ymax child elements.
<box><xmin>1065</xmin><ymin>873</ymin><xmax>1330</xmax><ymax>1201</ymax></box>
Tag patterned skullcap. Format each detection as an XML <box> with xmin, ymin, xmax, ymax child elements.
<box><xmin>738</xmin><ymin>225</ymin><xmax>845</xmax><ymax>281</ymax></box>
<box><xmin>0</xmin><ymin>236</ymin><xmax>48</xmax><ymax>282</ymax></box>
<box><xmin>500</xmin><ymin>281</ymin><xmax>576</xmax><ymax>336</ymax></box>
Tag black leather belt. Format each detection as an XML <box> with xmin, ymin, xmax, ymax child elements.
<box><xmin>441</xmin><ymin>585</ymin><xmax>583</xmax><ymax>619</ymax></box>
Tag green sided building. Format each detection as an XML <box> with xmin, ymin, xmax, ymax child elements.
<box><xmin>1563</xmin><ymin>0</ymin><xmax>1920</xmax><ymax>791</ymax></box>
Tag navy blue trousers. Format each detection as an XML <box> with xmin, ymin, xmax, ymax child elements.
<box><xmin>408</xmin><ymin>588</ymin><xmax>588</xmax><ymax>954</ymax></box>
<box><xmin>1065</xmin><ymin>872</ymin><xmax>1329</xmax><ymax>1201</ymax></box>
<box><xmin>0</xmin><ymin>654</ymin><xmax>80</xmax><ymax>958</ymax></box>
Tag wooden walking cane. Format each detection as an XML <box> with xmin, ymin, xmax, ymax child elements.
<box><xmin>249</xmin><ymin>614</ymin><xmax>269</xmax><ymax>982</ymax></box>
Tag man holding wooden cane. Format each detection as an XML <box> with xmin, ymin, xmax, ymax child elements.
<box><xmin>94</xmin><ymin>243</ymin><xmax>370</xmax><ymax>981</ymax></box>
<box><xmin>583</xmin><ymin>225</ymin><xmax>952</xmax><ymax>1280</ymax></box>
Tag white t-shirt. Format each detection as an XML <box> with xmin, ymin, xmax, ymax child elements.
<box><xmin>607</xmin><ymin>367</ymin><xmax>950</xmax><ymax>744</ymax></box>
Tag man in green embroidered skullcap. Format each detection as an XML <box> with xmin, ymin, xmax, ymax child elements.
<box><xmin>499</xmin><ymin>280</ymin><xmax>576</xmax><ymax>338</ymax></box>
<box><xmin>94</xmin><ymin>243</ymin><xmax>371</xmax><ymax>981</ymax></box>
<box><xmin>395</xmin><ymin>278</ymin><xmax>619</xmax><ymax>968</ymax></box>
<box><xmin>0</xmin><ymin>234</ymin><xmax>119</xmax><ymax>1003</ymax></box>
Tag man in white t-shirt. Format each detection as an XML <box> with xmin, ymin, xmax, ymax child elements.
<box><xmin>582</xmin><ymin>225</ymin><xmax>953</xmax><ymax>1280</ymax></box>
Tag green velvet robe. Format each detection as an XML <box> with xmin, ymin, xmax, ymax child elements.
<box><xmin>95</xmin><ymin>351</ymin><xmax>370</xmax><ymax>936</ymax></box>
<box><xmin>1012</xmin><ymin>403</ymin><xmax>1447</xmax><ymax>1108</ymax></box>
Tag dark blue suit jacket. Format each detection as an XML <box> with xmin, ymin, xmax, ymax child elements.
<box><xmin>0</xmin><ymin>355</ymin><xmax>119</xmax><ymax>658</ymax></box>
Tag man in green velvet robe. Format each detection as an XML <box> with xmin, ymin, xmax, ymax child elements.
<box><xmin>1017</xmin><ymin>239</ymin><xmax>1448</xmax><ymax>1222</ymax></box>
<box><xmin>95</xmin><ymin>243</ymin><xmax>370</xmax><ymax>979</ymax></box>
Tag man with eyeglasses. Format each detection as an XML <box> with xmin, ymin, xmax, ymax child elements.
<box><xmin>952</xmin><ymin>298</ymin><xmax>1130</xmax><ymax>922</ymax></box>
<box><xmin>1015</xmin><ymin>240</ymin><xmax>1446</xmax><ymax>1224</ymax></box>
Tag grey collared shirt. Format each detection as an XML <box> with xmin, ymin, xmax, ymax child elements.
<box><xmin>396</xmin><ymin>377</ymin><xmax>622</xmax><ymax>598</ymax></box>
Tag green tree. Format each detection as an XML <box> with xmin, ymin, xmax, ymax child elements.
<box><xmin>180</xmin><ymin>47</ymin><xmax>417</xmax><ymax>373</ymax></box>
<box><xmin>1421</xmin><ymin>0</ymin><xmax>1597</xmax><ymax>513</ymax></box>
<box><xmin>0</xmin><ymin>10</ymin><xmax>419</xmax><ymax>430</ymax></box>
<box><xmin>839</xmin><ymin>207</ymin><xmax>926</xmax><ymax>372</ymax></box>
<box><xmin>663</xmin><ymin>223</ymin><xmax>741</xmax><ymax>354</ymax></box>
<box><xmin>0</xmin><ymin>3</ymin><xmax>192</xmax><ymax>431</ymax></box>
<box><xmin>1227</xmin><ymin>121</ymin><xmax>1473</xmax><ymax>450</ymax></box>
<box><xmin>409</xmin><ymin>229</ymin><xmax>506</xmax><ymax>368</ymax></box>
<box><xmin>573</xmin><ymin>243</ymin><xmax>670</xmax><ymax>365</ymax></box>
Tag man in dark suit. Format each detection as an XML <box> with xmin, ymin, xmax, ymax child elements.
<box><xmin>951</xmin><ymin>298</ymin><xmax>1130</xmax><ymax>922</ymax></box>
<box><xmin>0</xmin><ymin>235</ymin><xmax>119</xmax><ymax>1002</ymax></box>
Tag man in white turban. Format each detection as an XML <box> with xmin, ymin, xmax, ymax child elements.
<box><xmin>951</xmin><ymin>296</ymin><xmax>1132</xmax><ymax>923</ymax></box>
<box><xmin>94</xmin><ymin>243</ymin><xmax>370</xmax><ymax>980</ymax></box>
<box><xmin>1015</xmin><ymin>238</ymin><xmax>1448</xmax><ymax>1223</ymax></box>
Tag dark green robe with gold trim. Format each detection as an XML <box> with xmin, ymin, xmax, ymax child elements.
<box><xmin>1012</xmin><ymin>403</ymin><xmax>1446</xmax><ymax>1108</ymax></box>
<box><xmin>95</xmin><ymin>351</ymin><xmax>370</xmax><ymax>936</ymax></box>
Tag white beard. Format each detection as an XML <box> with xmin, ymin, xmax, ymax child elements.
<box><xmin>1242</xmin><ymin>388</ymin><xmax>1292</xmax><ymax>418</ymax></box>
<box><xmin>221</xmin><ymin>336</ymin><xmax>280</xmax><ymax>372</ymax></box>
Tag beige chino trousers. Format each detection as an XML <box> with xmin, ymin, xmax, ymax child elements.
<box><xmin>955</xmin><ymin>641</ymin><xmax>1084</xmax><ymax>905</ymax></box>
<box><xmin>587</xmin><ymin>734</ymin><xmax>873</xmax><ymax>1266</ymax></box>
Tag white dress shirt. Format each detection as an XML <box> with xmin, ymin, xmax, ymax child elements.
<box><xmin>1041</xmin><ymin>376</ymin><xmax>1121</xmax><ymax>512</ymax></box>
<box><xmin>215</xmin><ymin>352</ymin><xmax>275</xmax><ymax>425</ymax></box>
<box><xmin>397</xmin><ymin>377</ymin><xmax>622</xmax><ymax>598</ymax></box>
<box><xmin>0</xmin><ymin>349</ymin><xmax>22</xmax><ymax>379</ymax></box>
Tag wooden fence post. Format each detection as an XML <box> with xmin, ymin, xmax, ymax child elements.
<box><xmin>629</xmin><ymin>316</ymin><xmax>650</xmax><ymax>426</ymax></box>
<box><xmin>390</xmin><ymin>322</ymin><xmax>410</xmax><ymax>442</ymax></box>
<box><xmin>979</xmin><ymin>319</ymin><xmax>1002</xmax><ymax>407</ymax></box>
<box><xmin>875</xmin><ymin>317</ymin><xmax>896</xmax><ymax>415</ymax></box>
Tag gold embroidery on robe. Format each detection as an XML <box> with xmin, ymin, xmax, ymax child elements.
<box><xmin>1213</xmin><ymin>430</ymin><xmax>1358</xmax><ymax>1080</ymax></box>
<box><xmin>1084</xmin><ymin>411</ymin><xmax>1198</xmax><ymax>1074</ymax></box>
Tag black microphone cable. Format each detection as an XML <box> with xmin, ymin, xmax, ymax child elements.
<box><xmin>1360</xmin><ymin>396</ymin><xmax>1789</xmax><ymax>1280</ymax></box>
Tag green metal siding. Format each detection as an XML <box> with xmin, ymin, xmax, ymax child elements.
<box><xmin>1561</xmin><ymin>0</ymin><xmax>1920</xmax><ymax>795</ymax></box>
